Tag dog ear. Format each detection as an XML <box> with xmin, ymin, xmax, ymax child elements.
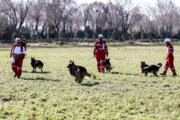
<box><xmin>70</xmin><ymin>60</ymin><xmax>72</xmax><ymax>63</ymax></box>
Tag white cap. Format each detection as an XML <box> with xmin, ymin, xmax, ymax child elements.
<box><xmin>98</xmin><ymin>34</ymin><xmax>103</xmax><ymax>38</ymax></box>
<box><xmin>15</xmin><ymin>38</ymin><xmax>21</xmax><ymax>43</ymax></box>
<box><xmin>164</xmin><ymin>38</ymin><xmax>171</xmax><ymax>43</ymax></box>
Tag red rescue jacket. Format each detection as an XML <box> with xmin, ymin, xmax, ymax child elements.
<box><xmin>10</xmin><ymin>42</ymin><xmax>26</xmax><ymax>59</ymax></box>
<box><xmin>94</xmin><ymin>40</ymin><xmax>108</xmax><ymax>56</ymax></box>
<box><xmin>166</xmin><ymin>43</ymin><xmax>174</xmax><ymax>58</ymax></box>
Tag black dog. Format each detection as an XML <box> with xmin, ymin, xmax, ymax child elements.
<box><xmin>141</xmin><ymin>61</ymin><xmax>162</xmax><ymax>77</ymax></box>
<box><xmin>67</xmin><ymin>60</ymin><xmax>91</xmax><ymax>83</ymax></box>
<box><xmin>31</xmin><ymin>57</ymin><xmax>44</xmax><ymax>72</ymax></box>
<box><xmin>104</xmin><ymin>58</ymin><xmax>112</xmax><ymax>72</ymax></box>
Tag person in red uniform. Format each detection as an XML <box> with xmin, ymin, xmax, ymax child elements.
<box><xmin>161</xmin><ymin>38</ymin><xmax>177</xmax><ymax>76</ymax></box>
<box><xmin>94</xmin><ymin>34</ymin><xmax>108</xmax><ymax>73</ymax></box>
<box><xmin>10</xmin><ymin>38</ymin><xmax>26</xmax><ymax>78</ymax></box>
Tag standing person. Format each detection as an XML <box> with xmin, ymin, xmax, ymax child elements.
<box><xmin>10</xmin><ymin>38</ymin><xmax>26</xmax><ymax>78</ymax></box>
<box><xmin>161</xmin><ymin>38</ymin><xmax>177</xmax><ymax>76</ymax></box>
<box><xmin>93</xmin><ymin>34</ymin><xmax>108</xmax><ymax>73</ymax></box>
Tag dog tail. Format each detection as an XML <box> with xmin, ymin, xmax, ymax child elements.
<box><xmin>87</xmin><ymin>73</ymin><xmax>91</xmax><ymax>78</ymax></box>
<box><xmin>85</xmin><ymin>73</ymin><xmax>91</xmax><ymax>79</ymax></box>
<box><xmin>158</xmin><ymin>63</ymin><xmax>162</xmax><ymax>68</ymax></box>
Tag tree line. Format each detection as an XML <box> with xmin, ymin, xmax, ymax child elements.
<box><xmin>0</xmin><ymin>0</ymin><xmax>180</xmax><ymax>43</ymax></box>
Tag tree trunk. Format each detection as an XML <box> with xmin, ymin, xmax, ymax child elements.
<box><xmin>107</xmin><ymin>28</ymin><xmax>110</xmax><ymax>43</ymax></box>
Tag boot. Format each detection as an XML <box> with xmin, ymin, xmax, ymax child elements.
<box><xmin>13</xmin><ymin>74</ymin><xmax>17</xmax><ymax>78</ymax></box>
<box><xmin>173</xmin><ymin>73</ymin><xmax>177</xmax><ymax>76</ymax></box>
<box><xmin>160</xmin><ymin>73</ymin><xmax>166</xmax><ymax>76</ymax></box>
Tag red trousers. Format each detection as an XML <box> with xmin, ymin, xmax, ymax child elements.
<box><xmin>12</xmin><ymin>59</ymin><xmax>23</xmax><ymax>78</ymax></box>
<box><xmin>162</xmin><ymin>56</ymin><xmax>176</xmax><ymax>75</ymax></box>
<box><xmin>96</xmin><ymin>52</ymin><xmax>106</xmax><ymax>72</ymax></box>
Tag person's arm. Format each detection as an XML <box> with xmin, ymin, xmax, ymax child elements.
<box><xmin>104</xmin><ymin>41</ymin><xmax>108</xmax><ymax>57</ymax></box>
<box><xmin>94</xmin><ymin>42</ymin><xmax>97</xmax><ymax>58</ymax></box>
<box><xmin>21</xmin><ymin>46</ymin><xmax>26</xmax><ymax>59</ymax></box>
<box><xmin>10</xmin><ymin>44</ymin><xmax>15</xmax><ymax>58</ymax></box>
<box><xmin>167</xmin><ymin>46</ymin><xmax>173</xmax><ymax>58</ymax></box>
<box><xmin>168</xmin><ymin>48</ymin><xmax>173</xmax><ymax>54</ymax></box>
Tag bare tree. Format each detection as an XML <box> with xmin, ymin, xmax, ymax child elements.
<box><xmin>152</xmin><ymin>0</ymin><xmax>178</xmax><ymax>41</ymax></box>
<box><xmin>28</xmin><ymin>0</ymin><xmax>46</xmax><ymax>39</ymax></box>
<box><xmin>88</xmin><ymin>2</ymin><xmax>107</xmax><ymax>41</ymax></box>
<box><xmin>0</xmin><ymin>14</ymin><xmax>8</xmax><ymax>41</ymax></box>
<box><xmin>89</xmin><ymin>2</ymin><xmax>107</xmax><ymax>30</ymax></box>
<box><xmin>78</xmin><ymin>3</ymin><xmax>91</xmax><ymax>41</ymax></box>
<box><xmin>115</xmin><ymin>0</ymin><xmax>140</xmax><ymax>41</ymax></box>
<box><xmin>0</xmin><ymin>0</ymin><xmax>31</xmax><ymax>40</ymax></box>
<box><xmin>106</xmin><ymin>2</ymin><xmax>117</xmax><ymax>41</ymax></box>
<box><xmin>47</xmin><ymin>0</ymin><xmax>63</xmax><ymax>40</ymax></box>
<box><xmin>47</xmin><ymin>0</ymin><xmax>76</xmax><ymax>41</ymax></box>
<box><xmin>61</xmin><ymin>0</ymin><xmax>76</xmax><ymax>38</ymax></box>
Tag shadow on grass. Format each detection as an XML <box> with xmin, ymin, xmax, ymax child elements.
<box><xmin>125</xmin><ymin>73</ymin><xmax>141</xmax><ymax>76</ymax></box>
<box><xmin>112</xmin><ymin>71</ymin><xmax>141</xmax><ymax>76</ymax></box>
<box><xmin>81</xmin><ymin>82</ymin><xmax>100</xmax><ymax>87</ymax></box>
<box><xmin>111</xmin><ymin>72</ymin><xmax>123</xmax><ymax>75</ymax></box>
<box><xmin>21</xmin><ymin>77</ymin><xmax>60</xmax><ymax>82</ymax></box>
<box><xmin>31</xmin><ymin>71</ymin><xmax>51</xmax><ymax>74</ymax></box>
<box><xmin>22</xmin><ymin>71</ymin><xmax>51</xmax><ymax>74</ymax></box>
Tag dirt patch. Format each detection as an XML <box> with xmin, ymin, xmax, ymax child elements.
<box><xmin>0</xmin><ymin>43</ymin><xmax>11</xmax><ymax>47</ymax></box>
<box><xmin>28</xmin><ymin>43</ymin><xmax>50</xmax><ymax>47</ymax></box>
<box><xmin>1</xmin><ymin>95</ymin><xmax>16</xmax><ymax>103</ymax></box>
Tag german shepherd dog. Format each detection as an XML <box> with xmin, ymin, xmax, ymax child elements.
<box><xmin>141</xmin><ymin>61</ymin><xmax>162</xmax><ymax>77</ymax></box>
<box><xmin>104</xmin><ymin>58</ymin><xmax>112</xmax><ymax>72</ymax></box>
<box><xmin>31</xmin><ymin>57</ymin><xmax>44</xmax><ymax>72</ymax></box>
<box><xmin>67</xmin><ymin>60</ymin><xmax>91</xmax><ymax>83</ymax></box>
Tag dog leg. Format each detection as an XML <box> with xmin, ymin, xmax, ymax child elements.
<box><xmin>153</xmin><ymin>72</ymin><xmax>158</xmax><ymax>77</ymax></box>
<box><xmin>75</xmin><ymin>73</ymin><xmax>82</xmax><ymax>84</ymax></box>
<box><xmin>75</xmin><ymin>77</ymin><xmax>79</xmax><ymax>83</ymax></box>
<box><xmin>78</xmin><ymin>76</ymin><xmax>82</xmax><ymax>83</ymax></box>
<box><xmin>79</xmin><ymin>74</ymin><xmax>84</xmax><ymax>83</ymax></box>
<box><xmin>40</xmin><ymin>67</ymin><xmax>43</xmax><ymax>72</ymax></box>
<box><xmin>145</xmin><ymin>72</ymin><xmax>148</xmax><ymax>76</ymax></box>
<box><xmin>79</xmin><ymin>78</ymin><xmax>83</xmax><ymax>83</ymax></box>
